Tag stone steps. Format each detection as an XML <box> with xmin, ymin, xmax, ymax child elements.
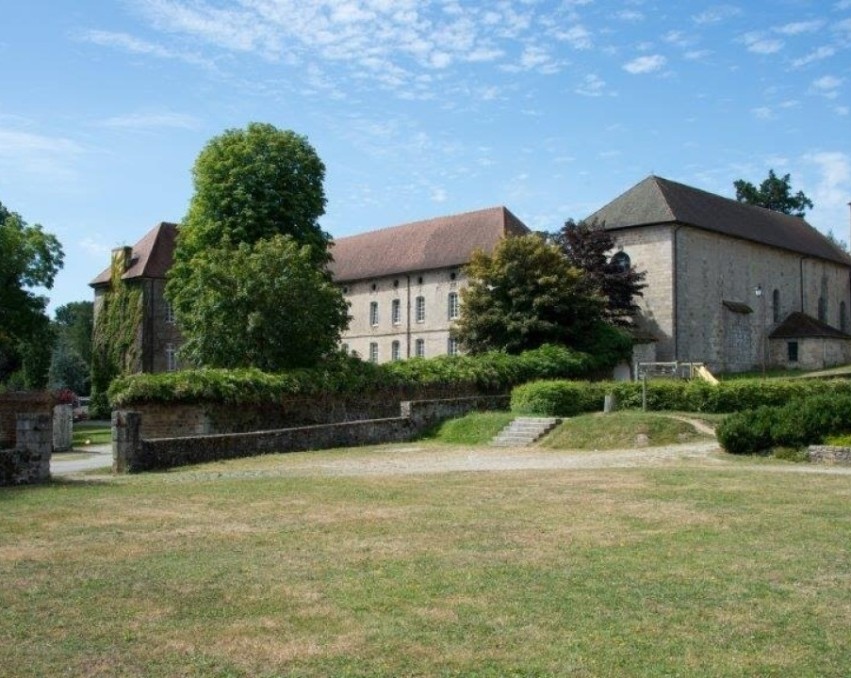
<box><xmin>491</xmin><ymin>416</ymin><xmax>562</xmax><ymax>447</ymax></box>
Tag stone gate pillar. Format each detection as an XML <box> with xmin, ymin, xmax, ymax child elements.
<box><xmin>113</xmin><ymin>410</ymin><xmax>141</xmax><ymax>474</ymax></box>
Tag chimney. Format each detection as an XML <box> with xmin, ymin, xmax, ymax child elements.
<box><xmin>111</xmin><ymin>245</ymin><xmax>133</xmax><ymax>273</ymax></box>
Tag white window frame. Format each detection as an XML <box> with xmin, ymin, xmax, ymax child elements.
<box><xmin>415</xmin><ymin>338</ymin><xmax>425</xmax><ymax>357</ymax></box>
<box><xmin>165</xmin><ymin>343</ymin><xmax>177</xmax><ymax>371</ymax></box>
<box><xmin>369</xmin><ymin>342</ymin><xmax>378</xmax><ymax>363</ymax></box>
<box><xmin>370</xmin><ymin>301</ymin><xmax>379</xmax><ymax>326</ymax></box>
<box><xmin>447</xmin><ymin>337</ymin><xmax>459</xmax><ymax>356</ymax></box>
<box><xmin>448</xmin><ymin>292</ymin><xmax>459</xmax><ymax>320</ymax></box>
<box><xmin>165</xmin><ymin>302</ymin><xmax>175</xmax><ymax>325</ymax></box>
<box><xmin>392</xmin><ymin>298</ymin><xmax>401</xmax><ymax>325</ymax></box>
<box><xmin>415</xmin><ymin>296</ymin><xmax>426</xmax><ymax>323</ymax></box>
<box><xmin>391</xmin><ymin>340</ymin><xmax>401</xmax><ymax>361</ymax></box>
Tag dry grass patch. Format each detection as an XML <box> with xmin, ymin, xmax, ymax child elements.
<box><xmin>1</xmin><ymin>448</ymin><xmax>850</xmax><ymax>676</ymax></box>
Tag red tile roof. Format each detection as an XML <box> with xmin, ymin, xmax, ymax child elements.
<box><xmin>90</xmin><ymin>222</ymin><xmax>178</xmax><ymax>286</ymax></box>
<box><xmin>328</xmin><ymin>206</ymin><xmax>530</xmax><ymax>282</ymax></box>
<box><xmin>586</xmin><ymin>176</ymin><xmax>851</xmax><ymax>267</ymax></box>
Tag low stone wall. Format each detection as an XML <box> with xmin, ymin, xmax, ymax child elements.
<box><xmin>114</xmin><ymin>395</ymin><xmax>508</xmax><ymax>473</ymax></box>
<box><xmin>123</xmin><ymin>385</ymin><xmax>487</xmax><ymax>440</ymax></box>
<box><xmin>808</xmin><ymin>445</ymin><xmax>851</xmax><ymax>465</ymax></box>
<box><xmin>0</xmin><ymin>414</ymin><xmax>53</xmax><ymax>486</ymax></box>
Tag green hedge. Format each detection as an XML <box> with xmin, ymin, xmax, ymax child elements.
<box><xmin>108</xmin><ymin>344</ymin><xmax>599</xmax><ymax>407</ymax></box>
<box><xmin>510</xmin><ymin>377</ymin><xmax>851</xmax><ymax>417</ymax></box>
<box><xmin>716</xmin><ymin>394</ymin><xmax>851</xmax><ymax>454</ymax></box>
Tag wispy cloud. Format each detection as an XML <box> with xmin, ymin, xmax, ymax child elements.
<box><xmin>98</xmin><ymin>111</ymin><xmax>201</xmax><ymax>130</ymax></box>
<box><xmin>792</xmin><ymin>46</ymin><xmax>836</xmax><ymax>68</ymax></box>
<box><xmin>741</xmin><ymin>32</ymin><xmax>784</xmax><ymax>54</ymax></box>
<box><xmin>775</xmin><ymin>20</ymin><xmax>824</xmax><ymax>36</ymax></box>
<box><xmin>575</xmin><ymin>73</ymin><xmax>613</xmax><ymax>97</ymax></box>
<box><xmin>0</xmin><ymin>128</ymin><xmax>83</xmax><ymax>180</ymax></box>
<box><xmin>623</xmin><ymin>54</ymin><xmax>666</xmax><ymax>74</ymax></box>
<box><xmin>692</xmin><ymin>5</ymin><xmax>742</xmax><ymax>25</ymax></box>
<box><xmin>76</xmin><ymin>29</ymin><xmax>211</xmax><ymax>68</ymax></box>
<box><xmin>811</xmin><ymin>75</ymin><xmax>844</xmax><ymax>98</ymax></box>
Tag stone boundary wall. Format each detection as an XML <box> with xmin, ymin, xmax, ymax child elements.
<box><xmin>0</xmin><ymin>414</ymin><xmax>53</xmax><ymax>486</ymax></box>
<box><xmin>807</xmin><ymin>445</ymin><xmax>851</xmax><ymax>465</ymax></box>
<box><xmin>123</xmin><ymin>384</ymin><xmax>486</xmax><ymax>440</ymax></box>
<box><xmin>0</xmin><ymin>392</ymin><xmax>55</xmax><ymax>449</ymax></box>
<box><xmin>114</xmin><ymin>395</ymin><xmax>508</xmax><ymax>473</ymax></box>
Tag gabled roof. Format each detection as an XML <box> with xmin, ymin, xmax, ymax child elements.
<box><xmin>90</xmin><ymin>222</ymin><xmax>178</xmax><ymax>287</ymax></box>
<box><xmin>769</xmin><ymin>311</ymin><xmax>851</xmax><ymax>340</ymax></box>
<box><xmin>328</xmin><ymin>206</ymin><xmax>530</xmax><ymax>282</ymax></box>
<box><xmin>586</xmin><ymin>176</ymin><xmax>851</xmax><ymax>267</ymax></box>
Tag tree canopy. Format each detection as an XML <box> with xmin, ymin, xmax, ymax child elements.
<box><xmin>169</xmin><ymin>236</ymin><xmax>349</xmax><ymax>370</ymax></box>
<box><xmin>0</xmin><ymin>201</ymin><xmax>64</xmax><ymax>387</ymax></box>
<box><xmin>453</xmin><ymin>234</ymin><xmax>606</xmax><ymax>354</ymax></box>
<box><xmin>166</xmin><ymin>123</ymin><xmax>346</xmax><ymax>371</ymax></box>
<box><xmin>733</xmin><ymin>169</ymin><xmax>813</xmax><ymax>217</ymax></box>
<box><xmin>49</xmin><ymin>301</ymin><xmax>94</xmax><ymax>394</ymax></box>
<box><xmin>553</xmin><ymin>219</ymin><xmax>646</xmax><ymax>327</ymax></box>
<box><xmin>174</xmin><ymin>122</ymin><xmax>330</xmax><ymax>266</ymax></box>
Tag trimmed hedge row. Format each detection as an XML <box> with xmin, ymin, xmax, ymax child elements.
<box><xmin>510</xmin><ymin>377</ymin><xmax>851</xmax><ymax>416</ymax></box>
<box><xmin>108</xmin><ymin>344</ymin><xmax>600</xmax><ymax>407</ymax></box>
<box><xmin>716</xmin><ymin>394</ymin><xmax>851</xmax><ymax>454</ymax></box>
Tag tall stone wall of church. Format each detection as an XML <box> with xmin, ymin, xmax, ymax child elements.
<box><xmin>611</xmin><ymin>225</ymin><xmax>676</xmax><ymax>360</ymax></box>
<box><xmin>673</xmin><ymin>227</ymin><xmax>851</xmax><ymax>372</ymax></box>
<box><xmin>341</xmin><ymin>266</ymin><xmax>464</xmax><ymax>362</ymax></box>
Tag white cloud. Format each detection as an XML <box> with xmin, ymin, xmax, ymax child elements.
<box><xmin>0</xmin><ymin>128</ymin><xmax>83</xmax><ymax>180</ymax></box>
<box><xmin>804</xmin><ymin>151</ymin><xmax>851</xmax><ymax>229</ymax></box>
<box><xmin>775</xmin><ymin>20</ymin><xmax>824</xmax><ymax>35</ymax></box>
<box><xmin>575</xmin><ymin>73</ymin><xmax>611</xmax><ymax>97</ymax></box>
<box><xmin>741</xmin><ymin>32</ymin><xmax>784</xmax><ymax>54</ymax></box>
<box><xmin>431</xmin><ymin>187</ymin><xmax>447</xmax><ymax>202</ymax></box>
<box><xmin>692</xmin><ymin>5</ymin><xmax>742</xmax><ymax>25</ymax></box>
<box><xmin>792</xmin><ymin>46</ymin><xmax>836</xmax><ymax>68</ymax></box>
<box><xmin>751</xmin><ymin>106</ymin><xmax>773</xmax><ymax>120</ymax></box>
<box><xmin>78</xmin><ymin>237</ymin><xmax>114</xmax><ymax>258</ymax></box>
<box><xmin>76</xmin><ymin>29</ymin><xmax>211</xmax><ymax>68</ymax></box>
<box><xmin>616</xmin><ymin>10</ymin><xmax>644</xmax><ymax>22</ymax></box>
<box><xmin>553</xmin><ymin>24</ymin><xmax>592</xmax><ymax>50</ymax></box>
<box><xmin>623</xmin><ymin>54</ymin><xmax>666</xmax><ymax>74</ymax></box>
<box><xmin>99</xmin><ymin>111</ymin><xmax>201</xmax><ymax>130</ymax></box>
<box><xmin>835</xmin><ymin>105</ymin><xmax>850</xmax><ymax>116</ymax></box>
<box><xmin>812</xmin><ymin>75</ymin><xmax>844</xmax><ymax>98</ymax></box>
<box><xmin>684</xmin><ymin>49</ymin><xmax>712</xmax><ymax>60</ymax></box>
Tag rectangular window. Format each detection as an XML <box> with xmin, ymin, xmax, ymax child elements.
<box><xmin>392</xmin><ymin>298</ymin><xmax>401</xmax><ymax>325</ymax></box>
<box><xmin>341</xmin><ymin>343</ymin><xmax>349</xmax><ymax>355</ymax></box>
<box><xmin>391</xmin><ymin>340</ymin><xmax>401</xmax><ymax>360</ymax></box>
<box><xmin>369</xmin><ymin>301</ymin><xmax>379</xmax><ymax>326</ymax></box>
<box><xmin>448</xmin><ymin>292</ymin><xmax>459</xmax><ymax>320</ymax></box>
<box><xmin>415</xmin><ymin>296</ymin><xmax>426</xmax><ymax>323</ymax></box>
<box><xmin>165</xmin><ymin>343</ymin><xmax>177</xmax><ymax>372</ymax></box>
<box><xmin>165</xmin><ymin>302</ymin><xmax>175</xmax><ymax>325</ymax></box>
<box><xmin>447</xmin><ymin>337</ymin><xmax>459</xmax><ymax>356</ymax></box>
<box><xmin>787</xmin><ymin>341</ymin><xmax>799</xmax><ymax>363</ymax></box>
<box><xmin>415</xmin><ymin>338</ymin><xmax>425</xmax><ymax>357</ymax></box>
<box><xmin>369</xmin><ymin>342</ymin><xmax>378</xmax><ymax>363</ymax></box>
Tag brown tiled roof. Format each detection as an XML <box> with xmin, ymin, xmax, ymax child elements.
<box><xmin>586</xmin><ymin>176</ymin><xmax>851</xmax><ymax>267</ymax></box>
<box><xmin>769</xmin><ymin>312</ymin><xmax>851</xmax><ymax>340</ymax></box>
<box><xmin>89</xmin><ymin>222</ymin><xmax>178</xmax><ymax>286</ymax></box>
<box><xmin>327</xmin><ymin>206</ymin><xmax>530</xmax><ymax>282</ymax></box>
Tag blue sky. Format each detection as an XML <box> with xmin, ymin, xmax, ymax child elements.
<box><xmin>2</xmin><ymin>0</ymin><xmax>850</xmax><ymax>313</ymax></box>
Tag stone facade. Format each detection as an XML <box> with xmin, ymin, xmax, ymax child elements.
<box><xmin>0</xmin><ymin>413</ymin><xmax>52</xmax><ymax>486</ymax></box>
<box><xmin>341</xmin><ymin>267</ymin><xmax>464</xmax><ymax>361</ymax></box>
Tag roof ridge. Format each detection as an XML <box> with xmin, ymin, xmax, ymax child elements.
<box><xmin>333</xmin><ymin>205</ymin><xmax>509</xmax><ymax>242</ymax></box>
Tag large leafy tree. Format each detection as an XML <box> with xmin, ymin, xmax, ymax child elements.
<box><xmin>733</xmin><ymin>169</ymin><xmax>814</xmax><ymax>217</ymax></box>
<box><xmin>553</xmin><ymin>219</ymin><xmax>646</xmax><ymax>327</ymax></box>
<box><xmin>167</xmin><ymin>123</ymin><xmax>345</xmax><ymax>371</ymax></box>
<box><xmin>48</xmin><ymin>301</ymin><xmax>94</xmax><ymax>394</ymax></box>
<box><xmin>173</xmin><ymin>122</ymin><xmax>330</xmax><ymax>267</ymax></box>
<box><xmin>170</xmin><ymin>236</ymin><xmax>349</xmax><ymax>370</ymax></box>
<box><xmin>0</xmin><ymin>200</ymin><xmax>64</xmax><ymax>387</ymax></box>
<box><xmin>454</xmin><ymin>234</ymin><xmax>606</xmax><ymax>354</ymax></box>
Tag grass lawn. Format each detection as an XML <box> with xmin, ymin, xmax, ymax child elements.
<box><xmin>72</xmin><ymin>421</ymin><xmax>111</xmax><ymax>448</ymax></box>
<box><xmin>542</xmin><ymin>411</ymin><xmax>715</xmax><ymax>450</ymax></box>
<box><xmin>2</xmin><ymin>444</ymin><xmax>850</xmax><ymax>677</ymax></box>
<box><xmin>422</xmin><ymin>410</ymin><xmax>515</xmax><ymax>444</ymax></box>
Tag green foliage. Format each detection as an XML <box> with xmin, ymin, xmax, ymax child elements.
<box><xmin>91</xmin><ymin>256</ymin><xmax>143</xmax><ymax>416</ymax></box>
<box><xmin>168</xmin><ymin>236</ymin><xmax>349</xmax><ymax>370</ymax></box>
<box><xmin>716</xmin><ymin>393</ymin><xmax>851</xmax><ymax>455</ymax></box>
<box><xmin>454</xmin><ymin>234</ymin><xmax>606</xmax><ymax>354</ymax></box>
<box><xmin>553</xmin><ymin>219</ymin><xmax>647</xmax><ymax>326</ymax></box>
<box><xmin>542</xmin><ymin>411</ymin><xmax>709</xmax><ymax>450</ymax></box>
<box><xmin>108</xmin><ymin>344</ymin><xmax>599</xmax><ymax>407</ymax></box>
<box><xmin>512</xmin><ymin>380</ymin><xmax>608</xmax><ymax>417</ymax></box>
<box><xmin>173</xmin><ymin>122</ymin><xmax>329</xmax><ymax>267</ymax></box>
<box><xmin>49</xmin><ymin>301</ymin><xmax>94</xmax><ymax>394</ymax></box>
<box><xmin>511</xmin><ymin>376</ymin><xmax>851</xmax><ymax>419</ymax></box>
<box><xmin>733</xmin><ymin>169</ymin><xmax>813</xmax><ymax>217</ymax></box>
<box><xmin>0</xmin><ymin>200</ymin><xmax>64</xmax><ymax>386</ymax></box>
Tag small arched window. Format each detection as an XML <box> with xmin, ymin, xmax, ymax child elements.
<box><xmin>611</xmin><ymin>251</ymin><xmax>631</xmax><ymax>272</ymax></box>
<box><xmin>772</xmin><ymin>289</ymin><xmax>780</xmax><ymax>324</ymax></box>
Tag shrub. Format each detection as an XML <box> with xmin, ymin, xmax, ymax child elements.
<box><xmin>511</xmin><ymin>380</ymin><xmax>607</xmax><ymax>417</ymax></box>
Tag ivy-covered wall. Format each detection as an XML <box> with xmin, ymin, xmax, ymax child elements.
<box><xmin>90</xmin><ymin>249</ymin><xmax>144</xmax><ymax>416</ymax></box>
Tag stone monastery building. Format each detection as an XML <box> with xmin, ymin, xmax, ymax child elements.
<box><xmin>91</xmin><ymin>175</ymin><xmax>851</xmax><ymax>374</ymax></box>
